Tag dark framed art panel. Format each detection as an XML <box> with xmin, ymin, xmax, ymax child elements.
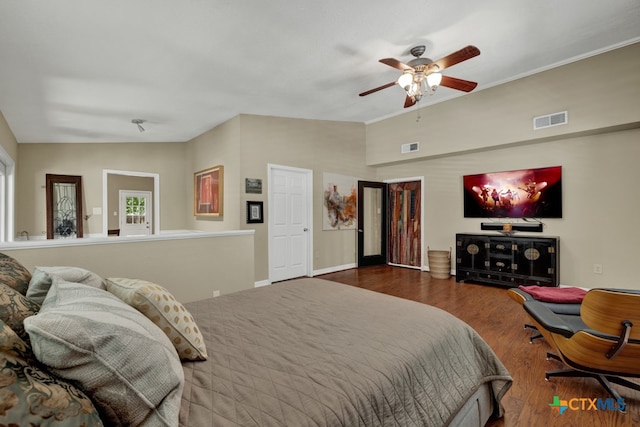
<box><xmin>246</xmin><ymin>201</ymin><xmax>263</xmax><ymax>224</ymax></box>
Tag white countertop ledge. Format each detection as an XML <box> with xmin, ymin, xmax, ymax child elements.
<box><xmin>0</xmin><ymin>230</ymin><xmax>255</xmax><ymax>250</ymax></box>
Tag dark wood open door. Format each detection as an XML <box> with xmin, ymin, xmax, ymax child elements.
<box><xmin>357</xmin><ymin>181</ymin><xmax>387</xmax><ymax>267</ymax></box>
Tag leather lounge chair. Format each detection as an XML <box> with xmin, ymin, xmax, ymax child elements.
<box><xmin>507</xmin><ymin>287</ymin><xmax>583</xmax><ymax>343</ymax></box>
<box><xmin>522</xmin><ymin>288</ymin><xmax>640</xmax><ymax>400</ymax></box>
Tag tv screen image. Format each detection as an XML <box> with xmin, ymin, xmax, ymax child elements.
<box><xmin>463</xmin><ymin>166</ymin><xmax>562</xmax><ymax>218</ymax></box>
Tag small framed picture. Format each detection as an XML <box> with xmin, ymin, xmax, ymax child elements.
<box><xmin>245</xmin><ymin>178</ymin><xmax>262</xmax><ymax>194</ymax></box>
<box><xmin>246</xmin><ymin>201</ymin><xmax>263</xmax><ymax>224</ymax></box>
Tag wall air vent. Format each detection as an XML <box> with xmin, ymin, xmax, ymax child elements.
<box><xmin>533</xmin><ymin>111</ymin><xmax>568</xmax><ymax>130</ymax></box>
<box><xmin>401</xmin><ymin>142</ymin><xmax>419</xmax><ymax>154</ymax></box>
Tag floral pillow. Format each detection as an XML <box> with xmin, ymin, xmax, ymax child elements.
<box><xmin>0</xmin><ymin>282</ymin><xmax>40</xmax><ymax>343</ymax></box>
<box><xmin>0</xmin><ymin>319</ymin><xmax>103</xmax><ymax>426</ymax></box>
<box><xmin>0</xmin><ymin>253</ymin><xmax>32</xmax><ymax>295</ymax></box>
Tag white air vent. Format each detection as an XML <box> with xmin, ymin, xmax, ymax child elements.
<box><xmin>533</xmin><ymin>111</ymin><xmax>568</xmax><ymax>130</ymax></box>
<box><xmin>401</xmin><ymin>142</ymin><xmax>419</xmax><ymax>154</ymax></box>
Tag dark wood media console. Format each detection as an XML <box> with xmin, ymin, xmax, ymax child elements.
<box><xmin>455</xmin><ymin>233</ymin><xmax>559</xmax><ymax>287</ymax></box>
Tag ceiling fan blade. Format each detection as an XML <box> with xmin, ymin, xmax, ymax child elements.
<box><xmin>404</xmin><ymin>95</ymin><xmax>416</xmax><ymax>108</ymax></box>
<box><xmin>379</xmin><ymin>58</ymin><xmax>414</xmax><ymax>72</ymax></box>
<box><xmin>431</xmin><ymin>45</ymin><xmax>480</xmax><ymax>71</ymax></box>
<box><xmin>439</xmin><ymin>75</ymin><xmax>478</xmax><ymax>92</ymax></box>
<box><xmin>359</xmin><ymin>81</ymin><xmax>397</xmax><ymax>97</ymax></box>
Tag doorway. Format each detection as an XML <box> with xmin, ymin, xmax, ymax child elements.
<box><xmin>388</xmin><ymin>179</ymin><xmax>422</xmax><ymax>268</ymax></box>
<box><xmin>119</xmin><ymin>190</ymin><xmax>152</xmax><ymax>236</ymax></box>
<box><xmin>356</xmin><ymin>178</ymin><xmax>424</xmax><ymax>269</ymax></box>
<box><xmin>268</xmin><ymin>164</ymin><xmax>313</xmax><ymax>283</ymax></box>
<box><xmin>357</xmin><ymin>181</ymin><xmax>387</xmax><ymax>267</ymax></box>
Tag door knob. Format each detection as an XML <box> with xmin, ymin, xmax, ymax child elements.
<box><xmin>303</xmin><ymin>228</ymin><xmax>308</xmax><ymax>231</ymax></box>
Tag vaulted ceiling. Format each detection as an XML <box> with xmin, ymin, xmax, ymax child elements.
<box><xmin>0</xmin><ymin>1</ymin><xmax>639</xmax><ymax>143</ymax></box>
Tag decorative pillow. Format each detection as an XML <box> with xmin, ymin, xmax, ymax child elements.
<box><xmin>27</xmin><ymin>266</ymin><xmax>106</xmax><ymax>305</ymax></box>
<box><xmin>23</xmin><ymin>279</ymin><xmax>184</xmax><ymax>427</ymax></box>
<box><xmin>0</xmin><ymin>282</ymin><xmax>40</xmax><ymax>343</ymax></box>
<box><xmin>106</xmin><ymin>278</ymin><xmax>208</xmax><ymax>361</ymax></box>
<box><xmin>0</xmin><ymin>253</ymin><xmax>32</xmax><ymax>295</ymax></box>
<box><xmin>0</xmin><ymin>319</ymin><xmax>104</xmax><ymax>426</ymax></box>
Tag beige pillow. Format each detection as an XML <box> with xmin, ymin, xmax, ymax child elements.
<box><xmin>24</xmin><ymin>278</ymin><xmax>184</xmax><ymax>427</ymax></box>
<box><xmin>27</xmin><ymin>266</ymin><xmax>106</xmax><ymax>305</ymax></box>
<box><xmin>106</xmin><ymin>278</ymin><xmax>207</xmax><ymax>361</ymax></box>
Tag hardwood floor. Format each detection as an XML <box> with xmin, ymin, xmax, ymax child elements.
<box><xmin>319</xmin><ymin>265</ymin><xmax>640</xmax><ymax>427</ymax></box>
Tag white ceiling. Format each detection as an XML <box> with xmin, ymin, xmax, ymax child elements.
<box><xmin>1</xmin><ymin>1</ymin><xmax>639</xmax><ymax>143</ymax></box>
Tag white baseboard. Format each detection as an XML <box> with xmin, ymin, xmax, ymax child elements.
<box><xmin>312</xmin><ymin>263</ymin><xmax>356</xmax><ymax>276</ymax></box>
<box><xmin>254</xmin><ymin>279</ymin><xmax>271</xmax><ymax>288</ymax></box>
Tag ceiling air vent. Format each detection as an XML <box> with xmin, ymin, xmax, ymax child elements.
<box><xmin>533</xmin><ymin>111</ymin><xmax>568</xmax><ymax>130</ymax></box>
<box><xmin>401</xmin><ymin>142</ymin><xmax>419</xmax><ymax>154</ymax></box>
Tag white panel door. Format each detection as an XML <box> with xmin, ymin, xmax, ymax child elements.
<box><xmin>119</xmin><ymin>190</ymin><xmax>152</xmax><ymax>236</ymax></box>
<box><xmin>269</xmin><ymin>165</ymin><xmax>312</xmax><ymax>283</ymax></box>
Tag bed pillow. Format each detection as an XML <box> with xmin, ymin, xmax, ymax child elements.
<box><xmin>0</xmin><ymin>318</ymin><xmax>104</xmax><ymax>426</ymax></box>
<box><xmin>26</xmin><ymin>266</ymin><xmax>106</xmax><ymax>305</ymax></box>
<box><xmin>0</xmin><ymin>253</ymin><xmax>32</xmax><ymax>295</ymax></box>
<box><xmin>105</xmin><ymin>278</ymin><xmax>207</xmax><ymax>361</ymax></box>
<box><xmin>23</xmin><ymin>278</ymin><xmax>184</xmax><ymax>427</ymax></box>
<box><xmin>0</xmin><ymin>282</ymin><xmax>40</xmax><ymax>343</ymax></box>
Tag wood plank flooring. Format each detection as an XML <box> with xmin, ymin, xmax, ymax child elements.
<box><xmin>319</xmin><ymin>265</ymin><xmax>640</xmax><ymax>427</ymax></box>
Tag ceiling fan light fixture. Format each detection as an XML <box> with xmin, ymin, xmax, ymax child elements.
<box><xmin>426</xmin><ymin>72</ymin><xmax>442</xmax><ymax>89</ymax></box>
<box><xmin>397</xmin><ymin>72</ymin><xmax>414</xmax><ymax>91</ymax></box>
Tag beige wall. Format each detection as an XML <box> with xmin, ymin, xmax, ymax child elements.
<box><xmin>16</xmin><ymin>142</ymin><xmax>187</xmax><ymax>237</ymax></box>
<box><xmin>4</xmin><ymin>43</ymin><xmax>640</xmax><ymax>292</ymax></box>
<box><xmin>366</xmin><ymin>43</ymin><xmax>640</xmax><ymax>165</ymax></box>
<box><xmin>186</xmin><ymin>114</ymin><xmax>374</xmax><ymax>282</ymax></box>
<box><xmin>0</xmin><ymin>111</ymin><xmax>18</xmax><ymax>162</ymax></box>
<box><xmin>1</xmin><ymin>232</ymin><xmax>254</xmax><ymax>303</ymax></box>
<box><xmin>376</xmin><ymin>128</ymin><xmax>640</xmax><ymax>289</ymax></box>
<box><xmin>107</xmin><ymin>175</ymin><xmax>154</xmax><ymax>230</ymax></box>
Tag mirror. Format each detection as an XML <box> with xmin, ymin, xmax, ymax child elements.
<box><xmin>46</xmin><ymin>174</ymin><xmax>83</xmax><ymax>239</ymax></box>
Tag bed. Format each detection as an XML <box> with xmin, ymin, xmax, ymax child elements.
<box><xmin>0</xmin><ymin>253</ymin><xmax>511</xmax><ymax>427</ymax></box>
<box><xmin>179</xmin><ymin>278</ymin><xmax>512</xmax><ymax>426</ymax></box>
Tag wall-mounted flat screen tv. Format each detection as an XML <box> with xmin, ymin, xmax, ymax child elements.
<box><xmin>463</xmin><ymin>166</ymin><xmax>562</xmax><ymax>218</ymax></box>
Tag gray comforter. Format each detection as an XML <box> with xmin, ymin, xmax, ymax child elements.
<box><xmin>179</xmin><ymin>278</ymin><xmax>512</xmax><ymax>426</ymax></box>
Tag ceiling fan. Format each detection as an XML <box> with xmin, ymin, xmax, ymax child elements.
<box><xmin>359</xmin><ymin>45</ymin><xmax>481</xmax><ymax>108</ymax></box>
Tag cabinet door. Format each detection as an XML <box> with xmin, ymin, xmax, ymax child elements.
<box><xmin>513</xmin><ymin>238</ymin><xmax>557</xmax><ymax>279</ymax></box>
<box><xmin>456</xmin><ymin>234</ymin><xmax>489</xmax><ymax>270</ymax></box>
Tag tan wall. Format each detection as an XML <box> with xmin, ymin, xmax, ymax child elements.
<box><xmin>6</xmin><ymin>43</ymin><xmax>640</xmax><ymax>292</ymax></box>
<box><xmin>376</xmin><ymin>128</ymin><xmax>640</xmax><ymax>290</ymax></box>
<box><xmin>0</xmin><ymin>111</ymin><xmax>18</xmax><ymax>162</ymax></box>
<box><xmin>107</xmin><ymin>175</ymin><xmax>154</xmax><ymax>230</ymax></box>
<box><xmin>1</xmin><ymin>232</ymin><xmax>254</xmax><ymax>303</ymax></box>
<box><xmin>190</xmin><ymin>114</ymin><xmax>374</xmax><ymax>282</ymax></box>
<box><xmin>366</xmin><ymin>42</ymin><xmax>640</xmax><ymax>165</ymax></box>
<box><xmin>16</xmin><ymin>142</ymin><xmax>187</xmax><ymax>237</ymax></box>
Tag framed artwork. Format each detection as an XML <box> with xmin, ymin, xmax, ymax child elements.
<box><xmin>194</xmin><ymin>165</ymin><xmax>224</xmax><ymax>217</ymax></box>
<box><xmin>322</xmin><ymin>172</ymin><xmax>357</xmax><ymax>230</ymax></box>
<box><xmin>245</xmin><ymin>178</ymin><xmax>262</xmax><ymax>194</ymax></box>
<box><xmin>246</xmin><ymin>201</ymin><xmax>263</xmax><ymax>223</ymax></box>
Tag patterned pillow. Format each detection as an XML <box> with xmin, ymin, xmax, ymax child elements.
<box><xmin>0</xmin><ymin>319</ymin><xmax>104</xmax><ymax>426</ymax></box>
<box><xmin>27</xmin><ymin>266</ymin><xmax>106</xmax><ymax>305</ymax></box>
<box><xmin>24</xmin><ymin>279</ymin><xmax>184</xmax><ymax>426</ymax></box>
<box><xmin>0</xmin><ymin>282</ymin><xmax>40</xmax><ymax>343</ymax></box>
<box><xmin>0</xmin><ymin>253</ymin><xmax>32</xmax><ymax>295</ymax></box>
<box><xmin>106</xmin><ymin>278</ymin><xmax>208</xmax><ymax>361</ymax></box>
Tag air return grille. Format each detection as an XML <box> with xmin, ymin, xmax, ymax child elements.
<box><xmin>533</xmin><ymin>111</ymin><xmax>568</xmax><ymax>130</ymax></box>
<box><xmin>401</xmin><ymin>142</ymin><xmax>419</xmax><ymax>154</ymax></box>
